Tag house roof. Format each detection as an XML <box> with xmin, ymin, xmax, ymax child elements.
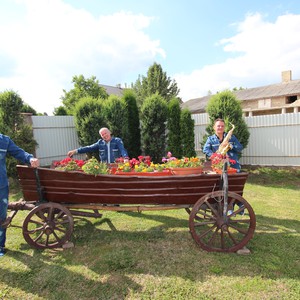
<box><xmin>181</xmin><ymin>78</ymin><xmax>300</xmax><ymax>114</ymax></box>
<box><xmin>100</xmin><ymin>84</ymin><xmax>124</xmax><ymax>97</ymax></box>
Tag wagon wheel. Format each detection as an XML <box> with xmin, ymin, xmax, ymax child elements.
<box><xmin>23</xmin><ymin>202</ymin><xmax>74</xmax><ymax>249</ymax></box>
<box><xmin>189</xmin><ymin>191</ymin><xmax>256</xmax><ymax>253</ymax></box>
<box><xmin>185</xmin><ymin>204</ymin><xmax>211</xmax><ymax>221</ymax></box>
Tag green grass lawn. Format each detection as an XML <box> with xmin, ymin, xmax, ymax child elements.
<box><xmin>1</xmin><ymin>168</ymin><xmax>300</xmax><ymax>299</ymax></box>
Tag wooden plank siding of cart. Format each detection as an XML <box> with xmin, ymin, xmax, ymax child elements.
<box><xmin>7</xmin><ymin>165</ymin><xmax>255</xmax><ymax>253</ymax></box>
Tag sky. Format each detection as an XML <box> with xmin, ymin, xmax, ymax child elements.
<box><xmin>1</xmin><ymin>0</ymin><xmax>300</xmax><ymax>115</ymax></box>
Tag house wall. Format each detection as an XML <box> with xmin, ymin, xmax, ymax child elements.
<box><xmin>31</xmin><ymin>113</ymin><xmax>300</xmax><ymax>167</ymax></box>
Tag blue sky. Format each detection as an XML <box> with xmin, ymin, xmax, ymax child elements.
<box><xmin>1</xmin><ymin>0</ymin><xmax>300</xmax><ymax>114</ymax></box>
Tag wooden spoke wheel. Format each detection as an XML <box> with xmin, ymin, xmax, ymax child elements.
<box><xmin>23</xmin><ymin>202</ymin><xmax>74</xmax><ymax>249</ymax></box>
<box><xmin>185</xmin><ymin>204</ymin><xmax>211</xmax><ymax>221</ymax></box>
<box><xmin>189</xmin><ymin>191</ymin><xmax>256</xmax><ymax>252</ymax></box>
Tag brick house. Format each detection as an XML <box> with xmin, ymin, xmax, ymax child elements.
<box><xmin>181</xmin><ymin>70</ymin><xmax>300</xmax><ymax>116</ymax></box>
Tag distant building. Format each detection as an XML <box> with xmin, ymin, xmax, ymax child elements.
<box><xmin>100</xmin><ymin>84</ymin><xmax>125</xmax><ymax>97</ymax></box>
<box><xmin>182</xmin><ymin>70</ymin><xmax>300</xmax><ymax>116</ymax></box>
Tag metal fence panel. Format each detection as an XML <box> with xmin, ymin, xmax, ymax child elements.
<box><xmin>32</xmin><ymin>116</ymin><xmax>84</xmax><ymax>166</ymax></box>
<box><xmin>192</xmin><ymin>113</ymin><xmax>300</xmax><ymax>166</ymax></box>
<box><xmin>32</xmin><ymin>113</ymin><xmax>300</xmax><ymax>167</ymax></box>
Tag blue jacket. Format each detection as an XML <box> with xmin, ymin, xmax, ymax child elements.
<box><xmin>77</xmin><ymin>137</ymin><xmax>128</xmax><ymax>163</ymax></box>
<box><xmin>0</xmin><ymin>134</ymin><xmax>33</xmax><ymax>189</ymax></box>
<box><xmin>203</xmin><ymin>133</ymin><xmax>243</xmax><ymax>171</ymax></box>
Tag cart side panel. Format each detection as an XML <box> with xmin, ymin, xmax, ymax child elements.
<box><xmin>17</xmin><ymin>166</ymin><xmax>248</xmax><ymax>205</ymax></box>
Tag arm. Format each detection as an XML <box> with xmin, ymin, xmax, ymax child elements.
<box><xmin>229</xmin><ymin>135</ymin><xmax>243</xmax><ymax>153</ymax></box>
<box><xmin>68</xmin><ymin>141</ymin><xmax>100</xmax><ymax>157</ymax></box>
<box><xmin>7</xmin><ymin>138</ymin><xmax>34</xmax><ymax>164</ymax></box>
<box><xmin>7</xmin><ymin>138</ymin><xmax>39</xmax><ymax>167</ymax></box>
<box><xmin>115</xmin><ymin>138</ymin><xmax>128</xmax><ymax>157</ymax></box>
<box><xmin>202</xmin><ymin>136</ymin><xmax>214</xmax><ymax>158</ymax></box>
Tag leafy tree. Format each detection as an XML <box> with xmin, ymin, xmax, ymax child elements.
<box><xmin>122</xmin><ymin>90</ymin><xmax>141</xmax><ymax>158</ymax></box>
<box><xmin>0</xmin><ymin>90</ymin><xmax>25</xmax><ymax>132</ymax></box>
<box><xmin>180</xmin><ymin>108</ymin><xmax>196</xmax><ymax>157</ymax></box>
<box><xmin>0</xmin><ymin>90</ymin><xmax>37</xmax><ymax>177</ymax></box>
<box><xmin>53</xmin><ymin>106</ymin><xmax>68</xmax><ymax>116</ymax></box>
<box><xmin>140</xmin><ymin>94</ymin><xmax>168</xmax><ymax>163</ymax></box>
<box><xmin>203</xmin><ymin>90</ymin><xmax>250</xmax><ymax>152</ymax></box>
<box><xmin>133</xmin><ymin>62</ymin><xmax>180</xmax><ymax>107</ymax></box>
<box><xmin>21</xmin><ymin>103</ymin><xmax>37</xmax><ymax>115</ymax></box>
<box><xmin>60</xmin><ymin>75</ymin><xmax>108</xmax><ymax>114</ymax></box>
<box><xmin>103</xmin><ymin>95</ymin><xmax>128</xmax><ymax>143</ymax></box>
<box><xmin>167</xmin><ymin>98</ymin><xmax>182</xmax><ymax>158</ymax></box>
<box><xmin>73</xmin><ymin>97</ymin><xmax>106</xmax><ymax>158</ymax></box>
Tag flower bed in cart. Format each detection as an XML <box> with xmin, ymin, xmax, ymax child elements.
<box><xmin>54</xmin><ymin>153</ymin><xmax>206</xmax><ymax>176</ymax></box>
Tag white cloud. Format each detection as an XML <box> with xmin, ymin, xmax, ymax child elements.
<box><xmin>0</xmin><ymin>0</ymin><xmax>165</xmax><ymax>114</ymax></box>
<box><xmin>175</xmin><ymin>13</ymin><xmax>300</xmax><ymax>101</ymax></box>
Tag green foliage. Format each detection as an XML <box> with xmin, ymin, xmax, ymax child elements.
<box><xmin>60</xmin><ymin>75</ymin><xmax>108</xmax><ymax>114</ymax></box>
<box><xmin>133</xmin><ymin>62</ymin><xmax>180</xmax><ymax>107</ymax></box>
<box><xmin>74</xmin><ymin>97</ymin><xmax>106</xmax><ymax>158</ymax></box>
<box><xmin>0</xmin><ymin>90</ymin><xmax>24</xmax><ymax>133</ymax></box>
<box><xmin>0</xmin><ymin>90</ymin><xmax>37</xmax><ymax>177</ymax></box>
<box><xmin>122</xmin><ymin>89</ymin><xmax>141</xmax><ymax>158</ymax></box>
<box><xmin>103</xmin><ymin>95</ymin><xmax>128</xmax><ymax>142</ymax></box>
<box><xmin>20</xmin><ymin>103</ymin><xmax>37</xmax><ymax>115</ymax></box>
<box><xmin>53</xmin><ymin>106</ymin><xmax>69</xmax><ymax>116</ymax></box>
<box><xmin>180</xmin><ymin>109</ymin><xmax>196</xmax><ymax>157</ymax></box>
<box><xmin>204</xmin><ymin>90</ymin><xmax>250</xmax><ymax>152</ymax></box>
<box><xmin>140</xmin><ymin>94</ymin><xmax>168</xmax><ymax>163</ymax></box>
<box><xmin>167</xmin><ymin>98</ymin><xmax>182</xmax><ymax>158</ymax></box>
<box><xmin>82</xmin><ymin>157</ymin><xmax>109</xmax><ymax>175</ymax></box>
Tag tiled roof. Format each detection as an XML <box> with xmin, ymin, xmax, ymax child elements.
<box><xmin>234</xmin><ymin>79</ymin><xmax>300</xmax><ymax>100</ymax></box>
<box><xmin>100</xmin><ymin>84</ymin><xmax>124</xmax><ymax>97</ymax></box>
<box><xmin>182</xmin><ymin>79</ymin><xmax>300</xmax><ymax>113</ymax></box>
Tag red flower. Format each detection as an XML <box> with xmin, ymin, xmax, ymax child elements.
<box><xmin>211</xmin><ymin>153</ymin><xmax>236</xmax><ymax>170</ymax></box>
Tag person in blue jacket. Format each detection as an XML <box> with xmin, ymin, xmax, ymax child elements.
<box><xmin>68</xmin><ymin>127</ymin><xmax>128</xmax><ymax>163</ymax></box>
<box><xmin>0</xmin><ymin>133</ymin><xmax>40</xmax><ymax>257</ymax></box>
<box><xmin>203</xmin><ymin>118</ymin><xmax>244</xmax><ymax>215</ymax></box>
<box><xmin>203</xmin><ymin>118</ymin><xmax>243</xmax><ymax>171</ymax></box>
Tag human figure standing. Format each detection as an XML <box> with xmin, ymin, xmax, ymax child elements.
<box><xmin>68</xmin><ymin>127</ymin><xmax>128</xmax><ymax>163</ymax></box>
<box><xmin>203</xmin><ymin>118</ymin><xmax>244</xmax><ymax>215</ymax></box>
<box><xmin>0</xmin><ymin>133</ymin><xmax>39</xmax><ymax>257</ymax></box>
<box><xmin>203</xmin><ymin>118</ymin><xmax>243</xmax><ymax>171</ymax></box>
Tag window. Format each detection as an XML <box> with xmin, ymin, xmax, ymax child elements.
<box><xmin>286</xmin><ymin>95</ymin><xmax>298</xmax><ymax>104</ymax></box>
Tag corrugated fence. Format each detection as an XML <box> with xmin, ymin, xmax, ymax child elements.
<box><xmin>31</xmin><ymin>113</ymin><xmax>300</xmax><ymax>167</ymax></box>
<box><xmin>193</xmin><ymin>113</ymin><xmax>300</xmax><ymax>166</ymax></box>
<box><xmin>32</xmin><ymin>116</ymin><xmax>84</xmax><ymax>166</ymax></box>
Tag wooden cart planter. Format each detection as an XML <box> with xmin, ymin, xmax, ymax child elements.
<box><xmin>7</xmin><ymin>165</ymin><xmax>256</xmax><ymax>253</ymax></box>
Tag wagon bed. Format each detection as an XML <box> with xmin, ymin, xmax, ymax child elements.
<box><xmin>17</xmin><ymin>165</ymin><xmax>248</xmax><ymax>206</ymax></box>
<box><xmin>7</xmin><ymin>165</ymin><xmax>256</xmax><ymax>253</ymax></box>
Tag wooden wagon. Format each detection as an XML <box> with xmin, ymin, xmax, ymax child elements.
<box><xmin>6</xmin><ymin>165</ymin><xmax>256</xmax><ymax>253</ymax></box>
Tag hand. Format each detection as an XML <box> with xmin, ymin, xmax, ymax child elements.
<box><xmin>30</xmin><ymin>158</ymin><xmax>40</xmax><ymax>168</ymax></box>
<box><xmin>68</xmin><ymin>150</ymin><xmax>77</xmax><ymax>157</ymax></box>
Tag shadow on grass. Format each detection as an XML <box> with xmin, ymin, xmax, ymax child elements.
<box><xmin>2</xmin><ymin>209</ymin><xmax>299</xmax><ymax>299</ymax></box>
<box><xmin>67</xmin><ymin>211</ymin><xmax>300</xmax><ymax>279</ymax></box>
<box><xmin>1</xmin><ymin>247</ymin><xmax>141</xmax><ymax>299</ymax></box>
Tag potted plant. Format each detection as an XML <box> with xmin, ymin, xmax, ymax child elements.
<box><xmin>115</xmin><ymin>156</ymin><xmax>170</xmax><ymax>175</ymax></box>
<box><xmin>162</xmin><ymin>152</ymin><xmax>204</xmax><ymax>175</ymax></box>
<box><xmin>53</xmin><ymin>157</ymin><xmax>85</xmax><ymax>171</ymax></box>
<box><xmin>210</xmin><ymin>153</ymin><xmax>237</xmax><ymax>174</ymax></box>
<box><xmin>54</xmin><ymin>157</ymin><xmax>109</xmax><ymax>175</ymax></box>
<box><xmin>81</xmin><ymin>157</ymin><xmax>109</xmax><ymax>175</ymax></box>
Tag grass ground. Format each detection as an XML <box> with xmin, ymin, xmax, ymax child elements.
<box><xmin>1</xmin><ymin>168</ymin><xmax>299</xmax><ymax>299</ymax></box>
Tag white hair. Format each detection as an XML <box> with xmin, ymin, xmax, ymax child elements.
<box><xmin>99</xmin><ymin>127</ymin><xmax>111</xmax><ymax>134</ymax></box>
